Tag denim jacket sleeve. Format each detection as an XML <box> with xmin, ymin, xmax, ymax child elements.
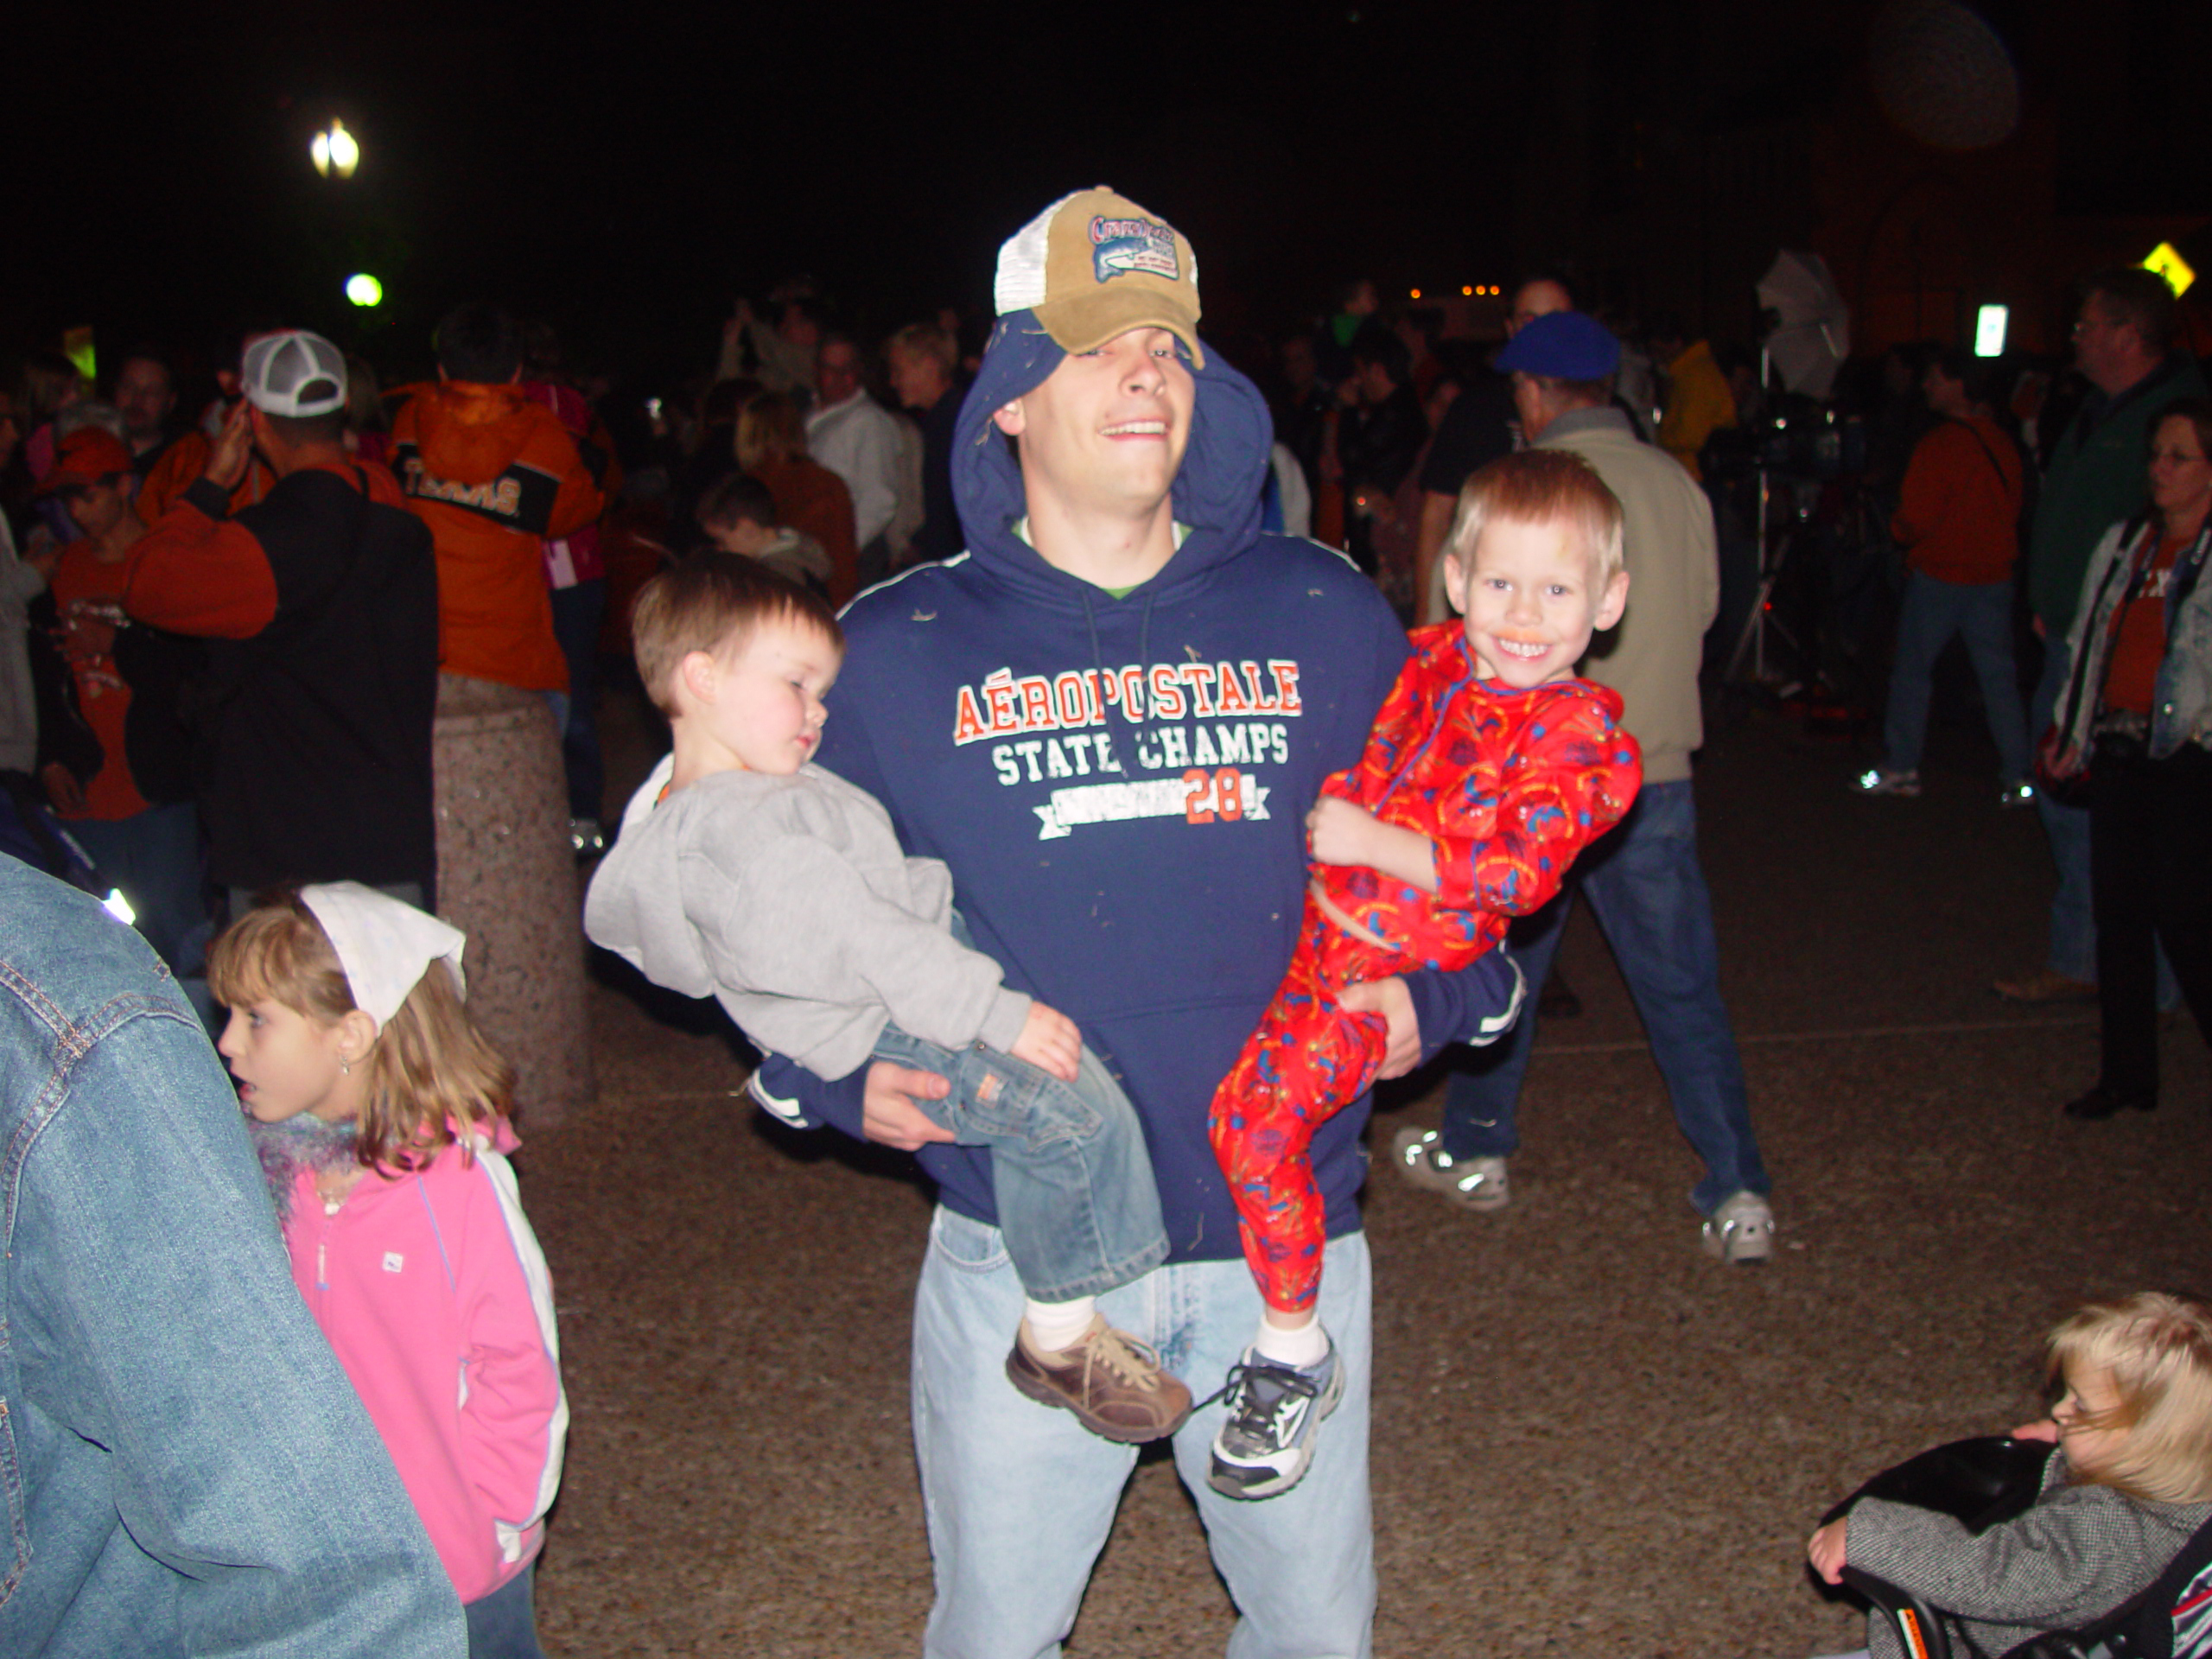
<box><xmin>0</xmin><ymin>865</ymin><xmax>466</xmax><ymax>1657</ymax></box>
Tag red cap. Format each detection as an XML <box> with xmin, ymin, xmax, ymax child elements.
<box><xmin>41</xmin><ymin>428</ymin><xmax>134</xmax><ymax>493</ymax></box>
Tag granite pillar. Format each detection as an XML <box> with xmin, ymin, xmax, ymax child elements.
<box><xmin>433</xmin><ymin>672</ymin><xmax>593</xmax><ymax>1126</ymax></box>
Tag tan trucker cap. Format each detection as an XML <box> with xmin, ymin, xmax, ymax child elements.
<box><xmin>993</xmin><ymin>187</ymin><xmax>1205</xmax><ymax>369</ymax></box>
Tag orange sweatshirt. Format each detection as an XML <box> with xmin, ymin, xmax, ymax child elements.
<box><xmin>137</xmin><ymin>429</ymin><xmax>276</xmax><ymax>523</ymax></box>
<box><xmin>1891</xmin><ymin>414</ymin><xmax>2023</xmax><ymax>586</ymax></box>
<box><xmin>48</xmin><ymin>544</ymin><xmax>150</xmax><ymax>821</ymax></box>
<box><xmin>389</xmin><ymin>382</ymin><xmax>607</xmax><ymax>690</ymax></box>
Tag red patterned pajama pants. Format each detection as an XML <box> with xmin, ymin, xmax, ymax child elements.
<box><xmin>1208</xmin><ymin>890</ymin><xmax>1409</xmax><ymax>1313</ymax></box>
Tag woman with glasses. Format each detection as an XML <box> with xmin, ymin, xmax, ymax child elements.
<box><xmin>2041</xmin><ymin>397</ymin><xmax>2212</xmax><ymax>1119</ymax></box>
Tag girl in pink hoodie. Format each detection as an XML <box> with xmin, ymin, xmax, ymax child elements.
<box><xmin>210</xmin><ymin>884</ymin><xmax>566</xmax><ymax>1659</ymax></box>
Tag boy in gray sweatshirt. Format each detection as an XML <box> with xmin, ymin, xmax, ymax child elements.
<box><xmin>584</xmin><ymin>555</ymin><xmax>1189</xmax><ymax>1441</ymax></box>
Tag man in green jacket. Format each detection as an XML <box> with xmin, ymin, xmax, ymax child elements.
<box><xmin>1997</xmin><ymin>268</ymin><xmax>2207</xmax><ymax>1004</ymax></box>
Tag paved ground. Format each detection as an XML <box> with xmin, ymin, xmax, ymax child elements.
<box><xmin>522</xmin><ymin>680</ymin><xmax>2209</xmax><ymax>1657</ymax></box>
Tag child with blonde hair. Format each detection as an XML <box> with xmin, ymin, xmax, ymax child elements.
<box><xmin>1811</xmin><ymin>1292</ymin><xmax>2212</xmax><ymax>1659</ymax></box>
<box><xmin>210</xmin><ymin>883</ymin><xmax>565</xmax><ymax>1659</ymax></box>
<box><xmin>1205</xmin><ymin>448</ymin><xmax>1639</xmax><ymax>1499</ymax></box>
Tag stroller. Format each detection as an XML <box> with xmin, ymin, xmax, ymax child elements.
<box><xmin>1826</xmin><ymin>1436</ymin><xmax>2212</xmax><ymax>1659</ymax></box>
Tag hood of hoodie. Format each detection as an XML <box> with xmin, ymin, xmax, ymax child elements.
<box><xmin>791</xmin><ymin>306</ymin><xmax>1430</xmax><ymax>1262</ymax></box>
<box><xmin>950</xmin><ymin>310</ymin><xmax>1273</xmax><ymax>610</ymax></box>
<box><xmin>397</xmin><ymin>380</ymin><xmax>541</xmax><ymax>486</ymax></box>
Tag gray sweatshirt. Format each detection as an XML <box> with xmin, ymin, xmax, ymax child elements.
<box><xmin>583</xmin><ymin>754</ymin><xmax>1032</xmax><ymax>1080</ymax></box>
<box><xmin>1849</xmin><ymin>1451</ymin><xmax>2212</xmax><ymax>1659</ymax></box>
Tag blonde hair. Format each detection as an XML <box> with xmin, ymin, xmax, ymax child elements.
<box><xmin>734</xmin><ymin>391</ymin><xmax>806</xmax><ymax>472</ymax></box>
<box><xmin>2047</xmin><ymin>1292</ymin><xmax>2212</xmax><ymax>1503</ymax></box>
<box><xmin>1445</xmin><ymin>448</ymin><xmax>1626</xmax><ymax>588</ymax></box>
<box><xmin>207</xmin><ymin>893</ymin><xmax>516</xmax><ymax>1173</ymax></box>
<box><xmin>629</xmin><ymin>552</ymin><xmax>842</xmax><ymax>715</ymax></box>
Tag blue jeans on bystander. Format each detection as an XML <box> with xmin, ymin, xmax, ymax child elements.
<box><xmin>2026</xmin><ymin>639</ymin><xmax>2177</xmax><ymax>1001</ymax></box>
<box><xmin>2030</xmin><ymin>638</ymin><xmax>2098</xmax><ymax>982</ymax></box>
<box><xmin>1440</xmin><ymin>779</ymin><xmax>1770</xmax><ymax>1216</ymax></box>
<box><xmin>1879</xmin><ymin>571</ymin><xmax>2030</xmax><ymax>782</ymax></box>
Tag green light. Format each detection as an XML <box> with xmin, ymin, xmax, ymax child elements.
<box><xmin>346</xmin><ymin>273</ymin><xmax>384</xmax><ymax>308</ymax></box>
<box><xmin>62</xmin><ymin>326</ymin><xmax>96</xmax><ymax>384</ymax></box>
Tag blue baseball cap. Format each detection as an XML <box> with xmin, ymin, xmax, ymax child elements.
<box><xmin>1494</xmin><ymin>312</ymin><xmax>1621</xmax><ymax>380</ymax></box>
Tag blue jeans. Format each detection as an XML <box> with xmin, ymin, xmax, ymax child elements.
<box><xmin>1880</xmin><ymin>571</ymin><xmax>2029</xmax><ymax>781</ymax></box>
<box><xmin>549</xmin><ymin>578</ymin><xmax>607</xmax><ymax>822</ymax></box>
<box><xmin>874</xmin><ymin>1027</ymin><xmax>1167</xmax><ymax>1303</ymax></box>
<box><xmin>1440</xmin><ymin>779</ymin><xmax>1770</xmax><ymax>1216</ymax></box>
<box><xmin>914</xmin><ymin>1208</ymin><xmax>1375</xmax><ymax>1659</ymax></box>
<box><xmin>67</xmin><ymin>799</ymin><xmax>205</xmax><ymax>973</ymax></box>
<box><xmin>2030</xmin><ymin>638</ymin><xmax>2097</xmax><ymax>982</ymax></box>
<box><xmin>2027</xmin><ymin>639</ymin><xmax>2178</xmax><ymax>1001</ymax></box>
<box><xmin>0</xmin><ymin>860</ymin><xmax>466</xmax><ymax>1656</ymax></box>
<box><xmin>464</xmin><ymin>1561</ymin><xmax>546</xmax><ymax>1659</ymax></box>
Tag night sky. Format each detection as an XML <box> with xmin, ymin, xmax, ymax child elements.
<box><xmin>8</xmin><ymin>3</ymin><xmax>1549</xmax><ymax>381</ymax></box>
<box><xmin>12</xmin><ymin>3</ymin><xmax>2203</xmax><ymax>388</ymax></box>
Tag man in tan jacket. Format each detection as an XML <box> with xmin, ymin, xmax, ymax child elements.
<box><xmin>1394</xmin><ymin>310</ymin><xmax>1776</xmax><ymax>1262</ymax></box>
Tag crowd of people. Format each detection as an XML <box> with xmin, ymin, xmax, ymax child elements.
<box><xmin>1</xmin><ymin>180</ymin><xmax>2208</xmax><ymax>1659</ymax></box>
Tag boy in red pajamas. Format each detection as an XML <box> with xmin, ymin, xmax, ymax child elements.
<box><xmin>1205</xmin><ymin>449</ymin><xmax>1642</xmax><ymax>1498</ymax></box>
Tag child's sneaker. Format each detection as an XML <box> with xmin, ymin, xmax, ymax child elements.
<box><xmin>1005</xmin><ymin>1315</ymin><xmax>1192</xmax><ymax>1444</ymax></box>
<box><xmin>1392</xmin><ymin>1127</ymin><xmax>1510</xmax><ymax>1211</ymax></box>
<box><xmin>1700</xmin><ymin>1191</ymin><xmax>1776</xmax><ymax>1264</ymax></box>
<box><xmin>1206</xmin><ymin>1341</ymin><xmax>1345</xmax><ymax>1501</ymax></box>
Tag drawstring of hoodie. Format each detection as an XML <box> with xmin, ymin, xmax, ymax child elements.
<box><xmin>1079</xmin><ymin>587</ymin><xmax>1161</xmax><ymax>773</ymax></box>
<box><xmin>1135</xmin><ymin>592</ymin><xmax>1158</xmax><ymax>770</ymax></box>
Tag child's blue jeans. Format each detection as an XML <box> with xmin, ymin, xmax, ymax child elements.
<box><xmin>870</xmin><ymin>1024</ymin><xmax>1167</xmax><ymax>1304</ymax></box>
<box><xmin>464</xmin><ymin>1560</ymin><xmax>545</xmax><ymax>1658</ymax></box>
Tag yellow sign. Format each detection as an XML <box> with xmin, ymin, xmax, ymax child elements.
<box><xmin>2144</xmin><ymin>242</ymin><xmax>2196</xmax><ymax>298</ymax></box>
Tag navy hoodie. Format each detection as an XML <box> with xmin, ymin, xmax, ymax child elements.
<box><xmin>752</xmin><ymin>312</ymin><xmax>1521</xmax><ymax>1262</ymax></box>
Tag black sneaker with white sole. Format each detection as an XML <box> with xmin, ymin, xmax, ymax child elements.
<box><xmin>1205</xmin><ymin>1343</ymin><xmax>1345</xmax><ymax>1501</ymax></box>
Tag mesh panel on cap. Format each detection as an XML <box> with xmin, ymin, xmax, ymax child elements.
<box><xmin>246</xmin><ymin>331</ymin><xmax>347</xmax><ymax>416</ymax></box>
<box><xmin>995</xmin><ymin>188</ymin><xmax>1087</xmax><ymax>316</ymax></box>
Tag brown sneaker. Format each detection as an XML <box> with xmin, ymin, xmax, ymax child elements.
<box><xmin>1005</xmin><ymin>1316</ymin><xmax>1192</xmax><ymax>1444</ymax></box>
<box><xmin>1993</xmin><ymin>968</ymin><xmax>2096</xmax><ymax>1003</ymax></box>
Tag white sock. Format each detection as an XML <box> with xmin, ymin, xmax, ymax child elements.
<box><xmin>1251</xmin><ymin>1313</ymin><xmax>1331</xmax><ymax>1370</ymax></box>
<box><xmin>1021</xmin><ymin>1295</ymin><xmax>1098</xmax><ymax>1354</ymax></box>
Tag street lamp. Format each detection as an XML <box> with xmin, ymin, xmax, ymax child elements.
<box><xmin>311</xmin><ymin>120</ymin><xmax>359</xmax><ymax>179</ymax></box>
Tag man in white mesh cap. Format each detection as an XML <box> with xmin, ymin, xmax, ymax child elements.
<box><xmin>124</xmin><ymin>329</ymin><xmax>440</xmax><ymax>912</ymax></box>
<box><xmin>747</xmin><ymin>188</ymin><xmax>1522</xmax><ymax>1657</ymax></box>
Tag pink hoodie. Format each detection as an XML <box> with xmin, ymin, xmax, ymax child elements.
<box><xmin>282</xmin><ymin>1123</ymin><xmax>565</xmax><ymax>1605</ymax></box>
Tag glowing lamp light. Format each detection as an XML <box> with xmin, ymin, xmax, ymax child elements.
<box><xmin>2144</xmin><ymin>242</ymin><xmax>2196</xmax><ymax>298</ymax></box>
<box><xmin>346</xmin><ymin>273</ymin><xmax>384</xmax><ymax>308</ymax></box>
<box><xmin>312</xmin><ymin>120</ymin><xmax>360</xmax><ymax>178</ymax></box>
<box><xmin>1974</xmin><ymin>304</ymin><xmax>2009</xmax><ymax>358</ymax></box>
<box><xmin>102</xmin><ymin>888</ymin><xmax>137</xmax><ymax>926</ymax></box>
<box><xmin>1409</xmin><ymin>288</ymin><xmax>1421</xmax><ymax>300</ymax></box>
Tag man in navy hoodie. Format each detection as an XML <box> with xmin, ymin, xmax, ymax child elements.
<box><xmin>749</xmin><ymin>188</ymin><xmax>1522</xmax><ymax>1658</ymax></box>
